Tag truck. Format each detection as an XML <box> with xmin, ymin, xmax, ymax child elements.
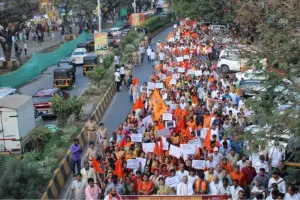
<box><xmin>0</xmin><ymin>95</ymin><xmax>36</xmax><ymax>154</ymax></box>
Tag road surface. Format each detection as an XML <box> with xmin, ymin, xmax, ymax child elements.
<box><xmin>59</xmin><ymin>26</ymin><xmax>174</xmax><ymax>199</ymax></box>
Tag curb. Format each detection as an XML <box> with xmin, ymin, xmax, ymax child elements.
<box><xmin>41</xmin><ymin>82</ymin><xmax>117</xmax><ymax>200</ymax></box>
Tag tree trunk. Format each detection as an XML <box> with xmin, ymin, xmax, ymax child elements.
<box><xmin>1</xmin><ymin>39</ymin><xmax>13</xmax><ymax>62</ymax></box>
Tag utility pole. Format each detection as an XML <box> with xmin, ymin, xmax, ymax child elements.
<box><xmin>133</xmin><ymin>0</ymin><xmax>136</xmax><ymax>13</ymax></box>
<box><xmin>97</xmin><ymin>0</ymin><xmax>101</xmax><ymax>32</ymax></box>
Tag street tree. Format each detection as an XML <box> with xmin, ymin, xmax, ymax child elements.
<box><xmin>87</xmin><ymin>66</ymin><xmax>107</xmax><ymax>88</ymax></box>
<box><xmin>232</xmin><ymin>0</ymin><xmax>300</xmax><ymax>182</ymax></box>
<box><xmin>0</xmin><ymin>0</ymin><xmax>40</xmax><ymax>61</ymax></box>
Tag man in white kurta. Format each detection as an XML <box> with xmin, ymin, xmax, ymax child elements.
<box><xmin>209</xmin><ymin>175</ymin><xmax>223</xmax><ymax>195</ymax></box>
<box><xmin>176</xmin><ymin>175</ymin><xmax>194</xmax><ymax>195</ymax></box>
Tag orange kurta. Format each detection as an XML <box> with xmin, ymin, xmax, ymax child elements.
<box><xmin>137</xmin><ymin>181</ymin><xmax>154</xmax><ymax>195</ymax></box>
<box><xmin>230</xmin><ymin>172</ymin><xmax>247</xmax><ymax>188</ymax></box>
<box><xmin>203</xmin><ymin>115</ymin><xmax>211</xmax><ymax>128</ymax></box>
<box><xmin>221</xmin><ymin>162</ymin><xmax>233</xmax><ymax>174</ymax></box>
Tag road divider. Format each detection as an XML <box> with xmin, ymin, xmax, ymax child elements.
<box><xmin>41</xmin><ymin>82</ymin><xmax>117</xmax><ymax>200</ymax></box>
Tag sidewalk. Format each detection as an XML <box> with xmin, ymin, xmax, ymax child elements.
<box><xmin>0</xmin><ymin>26</ymin><xmax>79</xmax><ymax>62</ymax></box>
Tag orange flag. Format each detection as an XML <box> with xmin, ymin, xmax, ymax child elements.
<box><xmin>154</xmin><ymin>138</ymin><xmax>164</xmax><ymax>157</ymax></box>
<box><xmin>192</xmin><ymin>95</ymin><xmax>197</xmax><ymax>105</ymax></box>
<box><xmin>182</xmin><ymin>107</ymin><xmax>188</xmax><ymax>117</ymax></box>
<box><xmin>183</xmin><ymin>47</ymin><xmax>189</xmax><ymax>55</ymax></box>
<box><xmin>176</xmin><ymin>117</ymin><xmax>185</xmax><ymax>133</ymax></box>
<box><xmin>151</xmin><ymin>89</ymin><xmax>167</xmax><ymax>120</ymax></box>
<box><xmin>114</xmin><ymin>159</ymin><xmax>124</xmax><ymax>178</ymax></box>
<box><xmin>92</xmin><ymin>157</ymin><xmax>105</xmax><ymax>174</ymax></box>
<box><xmin>184</xmin><ymin>129</ymin><xmax>191</xmax><ymax>140</ymax></box>
<box><xmin>132</xmin><ymin>97</ymin><xmax>144</xmax><ymax>110</ymax></box>
<box><xmin>133</xmin><ymin>77</ymin><xmax>139</xmax><ymax>86</ymax></box>
<box><xmin>174</xmin><ymin>106</ymin><xmax>181</xmax><ymax>119</ymax></box>
<box><xmin>184</xmin><ymin>60</ymin><xmax>189</xmax><ymax>69</ymax></box>
<box><xmin>155</xmin><ymin>64</ymin><xmax>163</xmax><ymax>70</ymax></box>
<box><xmin>118</xmin><ymin>136</ymin><xmax>126</xmax><ymax>149</ymax></box>
<box><xmin>204</xmin><ymin>129</ymin><xmax>211</xmax><ymax>148</ymax></box>
<box><xmin>173</xmin><ymin>48</ymin><xmax>179</xmax><ymax>55</ymax></box>
<box><xmin>158</xmin><ymin>121</ymin><xmax>165</xmax><ymax>130</ymax></box>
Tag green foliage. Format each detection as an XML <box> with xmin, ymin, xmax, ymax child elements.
<box><xmin>103</xmin><ymin>53</ymin><xmax>115</xmax><ymax>69</ymax></box>
<box><xmin>124</xmin><ymin>44</ymin><xmax>136</xmax><ymax>54</ymax></box>
<box><xmin>29</xmin><ymin>127</ymin><xmax>52</xmax><ymax>152</ymax></box>
<box><xmin>87</xmin><ymin>66</ymin><xmax>108</xmax><ymax>88</ymax></box>
<box><xmin>51</xmin><ymin>95</ymin><xmax>86</xmax><ymax>127</ymax></box>
<box><xmin>0</xmin><ymin>156</ymin><xmax>48</xmax><ymax>199</ymax></box>
<box><xmin>141</xmin><ymin>15</ymin><xmax>173</xmax><ymax>33</ymax></box>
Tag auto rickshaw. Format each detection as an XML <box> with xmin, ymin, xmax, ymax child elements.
<box><xmin>87</xmin><ymin>37</ymin><xmax>94</xmax><ymax>51</ymax></box>
<box><xmin>83</xmin><ymin>54</ymin><xmax>99</xmax><ymax>76</ymax></box>
<box><xmin>53</xmin><ymin>65</ymin><xmax>75</xmax><ymax>89</ymax></box>
<box><xmin>57</xmin><ymin>57</ymin><xmax>76</xmax><ymax>73</ymax></box>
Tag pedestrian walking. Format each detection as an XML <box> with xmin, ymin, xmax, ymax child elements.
<box><xmin>139</xmin><ymin>44</ymin><xmax>145</xmax><ymax>63</ymax></box>
<box><xmin>119</xmin><ymin>65</ymin><xmax>125</xmax><ymax>86</ymax></box>
<box><xmin>70</xmin><ymin>139</ymin><xmax>82</xmax><ymax>176</ymax></box>
<box><xmin>147</xmin><ymin>46</ymin><xmax>152</xmax><ymax>63</ymax></box>
<box><xmin>114</xmin><ymin>54</ymin><xmax>120</xmax><ymax>69</ymax></box>
<box><xmin>85</xmin><ymin>117</ymin><xmax>97</xmax><ymax>142</ymax></box>
<box><xmin>61</xmin><ymin>27</ymin><xmax>65</xmax><ymax>41</ymax></box>
<box><xmin>37</xmin><ymin>31</ymin><xmax>42</xmax><ymax>46</ymax></box>
<box><xmin>23</xmin><ymin>43</ymin><xmax>27</xmax><ymax>56</ymax></box>
<box><xmin>51</xmin><ymin>31</ymin><xmax>55</xmax><ymax>42</ymax></box>
<box><xmin>114</xmin><ymin>69</ymin><xmax>121</xmax><ymax>92</ymax></box>
<box><xmin>69</xmin><ymin>173</ymin><xmax>87</xmax><ymax>200</ymax></box>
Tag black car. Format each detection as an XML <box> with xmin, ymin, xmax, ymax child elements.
<box><xmin>58</xmin><ymin>57</ymin><xmax>75</xmax><ymax>68</ymax></box>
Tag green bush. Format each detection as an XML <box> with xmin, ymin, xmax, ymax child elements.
<box><xmin>142</xmin><ymin>15</ymin><xmax>173</xmax><ymax>33</ymax></box>
<box><xmin>103</xmin><ymin>53</ymin><xmax>115</xmax><ymax>69</ymax></box>
<box><xmin>87</xmin><ymin>66</ymin><xmax>107</xmax><ymax>88</ymax></box>
<box><xmin>124</xmin><ymin>44</ymin><xmax>136</xmax><ymax>54</ymax></box>
<box><xmin>29</xmin><ymin>127</ymin><xmax>52</xmax><ymax>152</ymax></box>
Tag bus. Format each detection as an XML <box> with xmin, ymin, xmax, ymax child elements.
<box><xmin>129</xmin><ymin>10</ymin><xmax>155</xmax><ymax>26</ymax></box>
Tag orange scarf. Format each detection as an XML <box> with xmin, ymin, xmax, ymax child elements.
<box><xmin>108</xmin><ymin>194</ymin><xmax>121</xmax><ymax>200</ymax></box>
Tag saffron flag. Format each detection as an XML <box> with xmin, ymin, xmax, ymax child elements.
<box><xmin>114</xmin><ymin>159</ymin><xmax>124</xmax><ymax>178</ymax></box>
<box><xmin>182</xmin><ymin>47</ymin><xmax>189</xmax><ymax>55</ymax></box>
<box><xmin>174</xmin><ymin>106</ymin><xmax>181</xmax><ymax>119</ymax></box>
<box><xmin>158</xmin><ymin>121</ymin><xmax>165</xmax><ymax>130</ymax></box>
<box><xmin>151</xmin><ymin>89</ymin><xmax>167</xmax><ymax>120</ymax></box>
<box><xmin>182</xmin><ymin>107</ymin><xmax>188</xmax><ymax>117</ymax></box>
<box><xmin>92</xmin><ymin>157</ymin><xmax>104</xmax><ymax>174</ymax></box>
<box><xmin>132</xmin><ymin>97</ymin><xmax>144</xmax><ymax>110</ymax></box>
<box><xmin>118</xmin><ymin>136</ymin><xmax>126</xmax><ymax>149</ymax></box>
<box><xmin>176</xmin><ymin>116</ymin><xmax>185</xmax><ymax>133</ymax></box>
<box><xmin>204</xmin><ymin>129</ymin><xmax>211</xmax><ymax>148</ymax></box>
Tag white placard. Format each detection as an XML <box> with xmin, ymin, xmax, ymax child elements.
<box><xmin>147</xmin><ymin>82</ymin><xmax>156</xmax><ymax>90</ymax></box>
<box><xmin>162</xmin><ymin>93</ymin><xmax>168</xmax><ymax>100</ymax></box>
<box><xmin>163</xmin><ymin>142</ymin><xmax>169</xmax><ymax>150</ymax></box>
<box><xmin>165</xmin><ymin>121</ymin><xmax>176</xmax><ymax>129</ymax></box>
<box><xmin>172</xmin><ymin>74</ymin><xmax>179</xmax><ymax>79</ymax></box>
<box><xmin>169</xmin><ymin>145</ymin><xmax>182</xmax><ymax>158</ymax></box>
<box><xmin>131</xmin><ymin>134</ymin><xmax>143</xmax><ymax>142</ymax></box>
<box><xmin>157</xmin><ymin>128</ymin><xmax>170</xmax><ymax>136</ymax></box>
<box><xmin>189</xmin><ymin>138</ymin><xmax>202</xmax><ymax>148</ymax></box>
<box><xmin>176</xmin><ymin>57</ymin><xmax>184</xmax><ymax>62</ymax></box>
<box><xmin>142</xmin><ymin>143</ymin><xmax>155</xmax><ymax>153</ymax></box>
<box><xmin>136</xmin><ymin>157</ymin><xmax>147</xmax><ymax>169</ymax></box>
<box><xmin>161</xmin><ymin>74</ymin><xmax>167</xmax><ymax>80</ymax></box>
<box><xmin>162</xmin><ymin>113</ymin><xmax>173</xmax><ymax>121</ymax></box>
<box><xmin>170</xmin><ymin>104</ymin><xmax>178</xmax><ymax>110</ymax></box>
<box><xmin>155</xmin><ymin>82</ymin><xmax>164</xmax><ymax>89</ymax></box>
<box><xmin>140</xmin><ymin>86</ymin><xmax>147</xmax><ymax>93</ymax></box>
<box><xmin>187</xmin><ymin>69</ymin><xmax>195</xmax><ymax>75</ymax></box>
<box><xmin>170</xmin><ymin>79</ymin><xmax>177</xmax><ymax>85</ymax></box>
<box><xmin>192</xmin><ymin>160</ymin><xmax>206</xmax><ymax>169</ymax></box>
<box><xmin>178</xmin><ymin>67</ymin><xmax>185</xmax><ymax>73</ymax></box>
<box><xmin>181</xmin><ymin>144</ymin><xmax>196</xmax><ymax>155</ymax></box>
<box><xmin>166</xmin><ymin>176</ymin><xmax>179</xmax><ymax>188</ymax></box>
<box><xmin>127</xmin><ymin>159</ymin><xmax>140</xmax><ymax>169</ymax></box>
<box><xmin>142</xmin><ymin>115</ymin><xmax>153</xmax><ymax>127</ymax></box>
<box><xmin>168</xmin><ymin>67</ymin><xmax>174</xmax><ymax>72</ymax></box>
<box><xmin>184</xmin><ymin>55</ymin><xmax>190</xmax><ymax>60</ymax></box>
<box><xmin>194</xmin><ymin>70</ymin><xmax>202</xmax><ymax>76</ymax></box>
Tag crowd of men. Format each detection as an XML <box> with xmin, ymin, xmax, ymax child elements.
<box><xmin>69</xmin><ymin>18</ymin><xmax>300</xmax><ymax>200</ymax></box>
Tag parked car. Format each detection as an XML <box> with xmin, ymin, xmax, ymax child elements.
<box><xmin>0</xmin><ymin>87</ymin><xmax>21</xmax><ymax>98</ymax></box>
<box><xmin>109</xmin><ymin>27</ymin><xmax>122</xmax><ymax>36</ymax></box>
<box><xmin>32</xmin><ymin>88</ymin><xmax>63</xmax><ymax>117</ymax></box>
<box><xmin>235</xmin><ymin>69</ymin><xmax>266</xmax><ymax>82</ymax></box>
<box><xmin>71</xmin><ymin>48</ymin><xmax>88</xmax><ymax>65</ymax></box>
<box><xmin>240</xmin><ymin>80</ymin><xmax>264</xmax><ymax>97</ymax></box>
<box><xmin>210</xmin><ymin>25</ymin><xmax>228</xmax><ymax>33</ymax></box>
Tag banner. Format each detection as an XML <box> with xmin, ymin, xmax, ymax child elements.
<box><xmin>94</xmin><ymin>33</ymin><xmax>108</xmax><ymax>55</ymax></box>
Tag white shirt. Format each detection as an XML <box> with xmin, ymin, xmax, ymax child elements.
<box><xmin>230</xmin><ymin>185</ymin><xmax>244</xmax><ymax>200</ymax></box>
<box><xmin>150</xmin><ymin>51</ymin><xmax>156</xmax><ymax>60</ymax></box>
<box><xmin>114</xmin><ymin>55</ymin><xmax>119</xmax><ymax>64</ymax></box>
<box><xmin>269</xmin><ymin>147</ymin><xmax>285</xmax><ymax>168</ymax></box>
<box><xmin>188</xmin><ymin>175</ymin><xmax>199</xmax><ymax>185</ymax></box>
<box><xmin>268</xmin><ymin>177</ymin><xmax>286</xmax><ymax>193</ymax></box>
<box><xmin>119</xmin><ymin>66</ymin><xmax>125</xmax><ymax>75</ymax></box>
<box><xmin>254</xmin><ymin>161</ymin><xmax>269</xmax><ymax>173</ymax></box>
<box><xmin>209</xmin><ymin>181</ymin><xmax>223</xmax><ymax>195</ymax></box>
<box><xmin>176</xmin><ymin>170</ymin><xmax>189</xmax><ymax>182</ymax></box>
<box><xmin>80</xmin><ymin>168</ymin><xmax>96</xmax><ymax>183</ymax></box>
<box><xmin>212</xmin><ymin>153</ymin><xmax>223</xmax><ymax>167</ymax></box>
<box><xmin>23</xmin><ymin>43</ymin><xmax>27</xmax><ymax>49</ymax></box>
<box><xmin>114</xmin><ymin>72</ymin><xmax>120</xmax><ymax>82</ymax></box>
<box><xmin>284</xmin><ymin>193</ymin><xmax>300</xmax><ymax>200</ymax></box>
<box><xmin>230</xmin><ymin>92</ymin><xmax>237</xmax><ymax>105</ymax></box>
<box><xmin>205</xmin><ymin>160</ymin><xmax>214</xmax><ymax>169</ymax></box>
<box><xmin>237</xmin><ymin>160</ymin><xmax>248</xmax><ymax>171</ymax></box>
<box><xmin>220</xmin><ymin>185</ymin><xmax>231</xmax><ymax>195</ymax></box>
<box><xmin>159</xmin><ymin>52</ymin><xmax>165</xmax><ymax>60</ymax></box>
<box><xmin>147</xmin><ymin>48</ymin><xmax>152</xmax><ymax>56</ymax></box>
<box><xmin>176</xmin><ymin>182</ymin><xmax>194</xmax><ymax>195</ymax></box>
<box><xmin>71</xmin><ymin>180</ymin><xmax>87</xmax><ymax>200</ymax></box>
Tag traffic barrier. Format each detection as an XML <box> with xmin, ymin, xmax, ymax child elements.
<box><xmin>120</xmin><ymin>195</ymin><xmax>230</xmax><ymax>200</ymax></box>
<box><xmin>41</xmin><ymin>82</ymin><xmax>117</xmax><ymax>200</ymax></box>
<box><xmin>0</xmin><ymin>31</ymin><xmax>92</xmax><ymax>88</ymax></box>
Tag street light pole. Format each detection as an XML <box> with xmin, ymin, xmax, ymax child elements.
<box><xmin>97</xmin><ymin>0</ymin><xmax>101</xmax><ymax>32</ymax></box>
<box><xmin>133</xmin><ymin>0</ymin><xmax>136</xmax><ymax>13</ymax></box>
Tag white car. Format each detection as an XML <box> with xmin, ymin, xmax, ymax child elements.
<box><xmin>71</xmin><ymin>48</ymin><xmax>88</xmax><ymax>65</ymax></box>
<box><xmin>109</xmin><ymin>27</ymin><xmax>122</xmax><ymax>36</ymax></box>
<box><xmin>235</xmin><ymin>69</ymin><xmax>266</xmax><ymax>82</ymax></box>
<box><xmin>217</xmin><ymin>48</ymin><xmax>244</xmax><ymax>73</ymax></box>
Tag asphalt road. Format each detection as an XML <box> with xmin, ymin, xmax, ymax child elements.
<box><xmin>59</xmin><ymin>26</ymin><xmax>174</xmax><ymax>199</ymax></box>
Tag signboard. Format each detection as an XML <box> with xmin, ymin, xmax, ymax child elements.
<box><xmin>94</xmin><ymin>33</ymin><xmax>108</xmax><ymax>55</ymax></box>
